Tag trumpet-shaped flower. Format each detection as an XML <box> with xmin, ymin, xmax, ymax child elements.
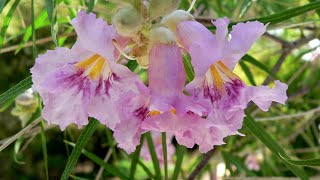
<box><xmin>175</xmin><ymin>17</ymin><xmax>288</xmax><ymax>135</ymax></box>
<box><xmin>31</xmin><ymin>11</ymin><xmax>143</xmax><ymax>130</ymax></box>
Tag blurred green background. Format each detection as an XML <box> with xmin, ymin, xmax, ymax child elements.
<box><xmin>0</xmin><ymin>0</ymin><xmax>319</xmax><ymax>179</ymax></box>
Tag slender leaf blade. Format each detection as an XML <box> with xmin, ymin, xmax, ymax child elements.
<box><xmin>172</xmin><ymin>145</ymin><xmax>186</xmax><ymax>180</ymax></box>
<box><xmin>129</xmin><ymin>135</ymin><xmax>144</xmax><ymax>179</ymax></box>
<box><xmin>280</xmin><ymin>154</ymin><xmax>320</xmax><ymax>167</ymax></box>
<box><xmin>239</xmin><ymin>61</ymin><xmax>256</xmax><ymax>86</ymax></box>
<box><xmin>243</xmin><ymin>114</ymin><xmax>309</xmax><ymax>180</ymax></box>
<box><xmin>242</xmin><ymin>54</ymin><xmax>277</xmax><ymax>78</ymax></box>
<box><xmin>0</xmin><ymin>76</ymin><xmax>32</xmax><ymax>105</ymax></box>
<box><xmin>146</xmin><ymin>132</ymin><xmax>161</xmax><ymax>180</ymax></box>
<box><xmin>61</xmin><ymin>119</ymin><xmax>100</xmax><ymax>180</ymax></box>
<box><xmin>0</xmin><ymin>0</ymin><xmax>21</xmax><ymax>48</ymax></box>
<box><xmin>64</xmin><ymin>141</ymin><xmax>129</xmax><ymax>179</ymax></box>
<box><xmin>0</xmin><ymin>0</ymin><xmax>8</xmax><ymax>14</ymax></box>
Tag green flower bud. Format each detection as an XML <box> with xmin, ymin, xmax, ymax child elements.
<box><xmin>149</xmin><ymin>26</ymin><xmax>176</xmax><ymax>44</ymax></box>
<box><xmin>148</xmin><ymin>0</ymin><xmax>181</xmax><ymax>19</ymax></box>
<box><xmin>161</xmin><ymin>10</ymin><xmax>194</xmax><ymax>31</ymax></box>
<box><xmin>112</xmin><ymin>6</ymin><xmax>144</xmax><ymax>36</ymax></box>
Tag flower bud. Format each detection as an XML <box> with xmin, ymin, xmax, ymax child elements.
<box><xmin>112</xmin><ymin>6</ymin><xmax>144</xmax><ymax>36</ymax></box>
<box><xmin>148</xmin><ymin>0</ymin><xmax>181</xmax><ymax>19</ymax></box>
<box><xmin>161</xmin><ymin>10</ymin><xmax>194</xmax><ymax>31</ymax></box>
<box><xmin>149</xmin><ymin>26</ymin><xmax>176</xmax><ymax>44</ymax></box>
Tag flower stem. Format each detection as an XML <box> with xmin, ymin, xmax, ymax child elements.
<box><xmin>162</xmin><ymin>132</ymin><xmax>168</xmax><ymax>180</ymax></box>
<box><xmin>146</xmin><ymin>132</ymin><xmax>161</xmax><ymax>180</ymax></box>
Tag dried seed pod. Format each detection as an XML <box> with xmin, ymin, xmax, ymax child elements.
<box><xmin>161</xmin><ymin>10</ymin><xmax>194</xmax><ymax>31</ymax></box>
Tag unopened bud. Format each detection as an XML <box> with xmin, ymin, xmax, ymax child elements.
<box><xmin>161</xmin><ymin>10</ymin><xmax>194</xmax><ymax>31</ymax></box>
<box><xmin>148</xmin><ymin>0</ymin><xmax>181</xmax><ymax>19</ymax></box>
<box><xmin>112</xmin><ymin>6</ymin><xmax>144</xmax><ymax>36</ymax></box>
<box><xmin>149</xmin><ymin>26</ymin><xmax>176</xmax><ymax>44</ymax></box>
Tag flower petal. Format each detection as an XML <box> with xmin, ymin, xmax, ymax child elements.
<box><xmin>71</xmin><ymin>11</ymin><xmax>116</xmax><ymax>61</ymax></box>
<box><xmin>148</xmin><ymin>43</ymin><xmax>186</xmax><ymax>96</ymax></box>
<box><xmin>241</xmin><ymin>80</ymin><xmax>288</xmax><ymax>111</ymax></box>
<box><xmin>224</xmin><ymin>21</ymin><xmax>266</xmax><ymax>69</ymax></box>
<box><xmin>176</xmin><ymin>20</ymin><xmax>214</xmax><ymax>51</ymax></box>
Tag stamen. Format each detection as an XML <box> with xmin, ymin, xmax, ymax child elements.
<box><xmin>112</xmin><ymin>39</ymin><xmax>136</xmax><ymax>61</ymax></box>
<box><xmin>187</xmin><ymin>0</ymin><xmax>197</xmax><ymax>13</ymax></box>
<box><xmin>209</xmin><ymin>64</ymin><xmax>224</xmax><ymax>93</ymax></box>
<box><xmin>215</xmin><ymin>61</ymin><xmax>240</xmax><ymax>80</ymax></box>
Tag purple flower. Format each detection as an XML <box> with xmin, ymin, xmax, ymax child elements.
<box><xmin>31</xmin><ymin>11</ymin><xmax>143</xmax><ymax>130</ymax></box>
<box><xmin>175</xmin><ymin>17</ymin><xmax>288</xmax><ymax>137</ymax></box>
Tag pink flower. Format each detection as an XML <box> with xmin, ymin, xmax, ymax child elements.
<box><xmin>31</xmin><ymin>11</ymin><xmax>142</xmax><ymax>130</ymax></box>
<box><xmin>245</xmin><ymin>154</ymin><xmax>260</xmax><ymax>171</ymax></box>
<box><xmin>140</xmin><ymin>132</ymin><xmax>175</xmax><ymax>165</ymax></box>
<box><xmin>176</xmin><ymin>18</ymin><xmax>288</xmax><ymax>136</ymax></box>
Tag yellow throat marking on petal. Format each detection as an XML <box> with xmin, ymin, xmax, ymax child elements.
<box><xmin>148</xmin><ymin>108</ymin><xmax>176</xmax><ymax>117</ymax></box>
<box><xmin>215</xmin><ymin>61</ymin><xmax>240</xmax><ymax>80</ymax></box>
<box><xmin>209</xmin><ymin>64</ymin><xmax>224</xmax><ymax>93</ymax></box>
<box><xmin>149</xmin><ymin>110</ymin><xmax>161</xmax><ymax>116</ymax></box>
<box><xmin>75</xmin><ymin>54</ymin><xmax>106</xmax><ymax>80</ymax></box>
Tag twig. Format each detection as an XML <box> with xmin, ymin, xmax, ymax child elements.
<box><xmin>0</xmin><ymin>117</ymin><xmax>42</xmax><ymax>152</ymax></box>
<box><xmin>0</xmin><ymin>32</ymin><xmax>76</xmax><ymax>54</ymax></box>
<box><xmin>255</xmin><ymin>106</ymin><xmax>320</xmax><ymax>121</ymax></box>
<box><xmin>187</xmin><ymin>149</ymin><xmax>215</xmax><ymax>180</ymax></box>
<box><xmin>263</xmin><ymin>34</ymin><xmax>316</xmax><ymax>85</ymax></box>
<box><xmin>94</xmin><ymin>149</ymin><xmax>113</xmax><ymax>180</ymax></box>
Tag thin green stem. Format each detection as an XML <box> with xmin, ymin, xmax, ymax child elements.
<box><xmin>162</xmin><ymin>132</ymin><xmax>168</xmax><ymax>180</ymax></box>
<box><xmin>146</xmin><ymin>132</ymin><xmax>161</xmax><ymax>180</ymax></box>
<box><xmin>130</xmin><ymin>135</ymin><xmax>145</xmax><ymax>179</ymax></box>
<box><xmin>172</xmin><ymin>145</ymin><xmax>186</xmax><ymax>180</ymax></box>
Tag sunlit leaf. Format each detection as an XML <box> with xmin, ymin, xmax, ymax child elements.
<box><xmin>0</xmin><ymin>0</ymin><xmax>21</xmax><ymax>48</ymax></box>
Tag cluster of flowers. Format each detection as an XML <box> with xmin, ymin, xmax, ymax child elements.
<box><xmin>31</xmin><ymin>1</ymin><xmax>288</xmax><ymax>154</ymax></box>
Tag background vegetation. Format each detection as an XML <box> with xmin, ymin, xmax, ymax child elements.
<box><xmin>0</xmin><ymin>0</ymin><xmax>319</xmax><ymax>179</ymax></box>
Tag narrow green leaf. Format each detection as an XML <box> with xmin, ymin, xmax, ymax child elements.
<box><xmin>243</xmin><ymin>114</ymin><xmax>309</xmax><ymax>180</ymax></box>
<box><xmin>31</xmin><ymin>0</ymin><xmax>37</xmax><ymax>59</ymax></box>
<box><xmin>129</xmin><ymin>135</ymin><xmax>144</xmax><ymax>179</ymax></box>
<box><xmin>40</xmin><ymin>120</ymin><xmax>49</xmax><ymax>180</ymax></box>
<box><xmin>280</xmin><ymin>154</ymin><xmax>320</xmax><ymax>167</ymax></box>
<box><xmin>208</xmin><ymin>2</ymin><xmax>320</xmax><ymax>30</ymax></box>
<box><xmin>0</xmin><ymin>0</ymin><xmax>8</xmax><ymax>14</ymax></box>
<box><xmin>252</xmin><ymin>2</ymin><xmax>320</xmax><ymax>25</ymax></box>
<box><xmin>308</xmin><ymin>0</ymin><xmax>320</xmax><ymax>16</ymax></box>
<box><xmin>222</xmin><ymin>151</ymin><xmax>256</xmax><ymax>176</ymax></box>
<box><xmin>64</xmin><ymin>140</ymin><xmax>129</xmax><ymax>180</ymax></box>
<box><xmin>126</xmin><ymin>60</ymin><xmax>138</xmax><ymax>72</ymax></box>
<box><xmin>15</xmin><ymin>10</ymin><xmax>48</xmax><ymax>54</ymax></box>
<box><xmin>0</xmin><ymin>76</ymin><xmax>32</xmax><ymax>105</ymax></box>
<box><xmin>172</xmin><ymin>145</ymin><xmax>186</xmax><ymax>180</ymax></box>
<box><xmin>239</xmin><ymin>61</ymin><xmax>256</xmax><ymax>86</ymax></box>
<box><xmin>138</xmin><ymin>160</ymin><xmax>154</xmax><ymax>178</ymax></box>
<box><xmin>146</xmin><ymin>132</ymin><xmax>161</xmax><ymax>180</ymax></box>
<box><xmin>182</xmin><ymin>54</ymin><xmax>195</xmax><ymax>83</ymax></box>
<box><xmin>63</xmin><ymin>0</ymin><xmax>76</xmax><ymax>19</ymax></box>
<box><xmin>0</xmin><ymin>0</ymin><xmax>21</xmax><ymax>48</ymax></box>
<box><xmin>162</xmin><ymin>132</ymin><xmax>168</xmax><ymax>180</ymax></box>
<box><xmin>46</xmin><ymin>0</ymin><xmax>58</xmax><ymax>46</ymax></box>
<box><xmin>38</xmin><ymin>93</ymin><xmax>49</xmax><ymax>180</ymax></box>
<box><xmin>242</xmin><ymin>54</ymin><xmax>277</xmax><ymax>79</ymax></box>
<box><xmin>0</xmin><ymin>97</ymin><xmax>15</xmax><ymax>112</ymax></box>
<box><xmin>61</xmin><ymin>119</ymin><xmax>100</xmax><ymax>180</ymax></box>
<box><xmin>87</xmin><ymin>0</ymin><xmax>96</xmax><ymax>13</ymax></box>
<box><xmin>239</xmin><ymin>0</ymin><xmax>252</xmax><ymax>18</ymax></box>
